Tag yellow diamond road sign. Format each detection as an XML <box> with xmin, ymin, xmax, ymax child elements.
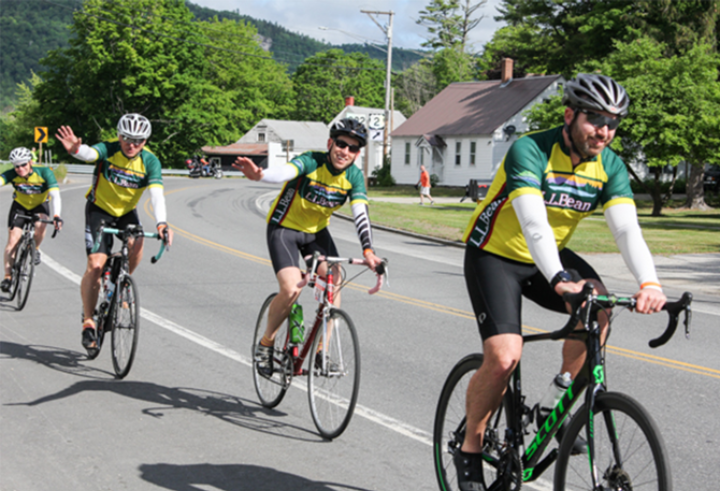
<box><xmin>34</xmin><ymin>127</ymin><xmax>48</xmax><ymax>143</ymax></box>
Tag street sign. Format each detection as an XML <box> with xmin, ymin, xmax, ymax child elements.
<box><xmin>370</xmin><ymin>129</ymin><xmax>384</xmax><ymax>142</ymax></box>
<box><xmin>34</xmin><ymin>127</ymin><xmax>48</xmax><ymax>143</ymax></box>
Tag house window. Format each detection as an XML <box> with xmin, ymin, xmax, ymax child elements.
<box><xmin>258</xmin><ymin>132</ymin><xmax>265</xmax><ymax>142</ymax></box>
<box><xmin>405</xmin><ymin>142</ymin><xmax>411</xmax><ymax>165</ymax></box>
<box><xmin>455</xmin><ymin>141</ymin><xmax>462</xmax><ymax>166</ymax></box>
<box><xmin>419</xmin><ymin>148</ymin><xmax>424</xmax><ymax>166</ymax></box>
<box><xmin>470</xmin><ymin>141</ymin><xmax>476</xmax><ymax>165</ymax></box>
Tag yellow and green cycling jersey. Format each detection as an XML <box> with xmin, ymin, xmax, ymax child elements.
<box><xmin>463</xmin><ymin>126</ymin><xmax>634</xmax><ymax>263</ymax></box>
<box><xmin>85</xmin><ymin>140</ymin><xmax>163</xmax><ymax>217</ymax></box>
<box><xmin>0</xmin><ymin>165</ymin><xmax>59</xmax><ymax>210</ymax></box>
<box><xmin>267</xmin><ymin>151</ymin><xmax>369</xmax><ymax>233</ymax></box>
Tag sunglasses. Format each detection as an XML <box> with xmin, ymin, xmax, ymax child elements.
<box><xmin>579</xmin><ymin>109</ymin><xmax>621</xmax><ymax>130</ymax></box>
<box><xmin>122</xmin><ymin>136</ymin><xmax>146</xmax><ymax>145</ymax></box>
<box><xmin>333</xmin><ymin>138</ymin><xmax>361</xmax><ymax>153</ymax></box>
<box><xmin>14</xmin><ymin>162</ymin><xmax>29</xmax><ymax>169</ymax></box>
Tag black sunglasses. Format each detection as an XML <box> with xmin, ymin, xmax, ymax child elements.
<box><xmin>122</xmin><ymin>135</ymin><xmax>146</xmax><ymax>145</ymax></box>
<box><xmin>333</xmin><ymin>138</ymin><xmax>361</xmax><ymax>153</ymax></box>
<box><xmin>14</xmin><ymin>162</ymin><xmax>29</xmax><ymax>169</ymax></box>
<box><xmin>579</xmin><ymin>109</ymin><xmax>621</xmax><ymax>130</ymax></box>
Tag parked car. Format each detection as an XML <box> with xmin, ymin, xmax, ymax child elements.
<box><xmin>704</xmin><ymin>164</ymin><xmax>720</xmax><ymax>193</ymax></box>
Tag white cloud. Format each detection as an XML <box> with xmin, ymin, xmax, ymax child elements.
<box><xmin>190</xmin><ymin>0</ymin><xmax>506</xmax><ymax>52</ymax></box>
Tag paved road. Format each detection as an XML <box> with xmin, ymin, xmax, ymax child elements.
<box><xmin>1</xmin><ymin>177</ymin><xmax>718</xmax><ymax>491</ymax></box>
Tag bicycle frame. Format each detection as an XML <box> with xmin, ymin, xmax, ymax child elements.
<box><xmin>482</xmin><ymin>285</ymin><xmax>692</xmax><ymax>487</ymax></box>
<box><xmin>288</xmin><ymin>253</ymin><xmax>385</xmax><ymax>376</ymax></box>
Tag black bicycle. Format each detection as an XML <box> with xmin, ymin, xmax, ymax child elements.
<box><xmin>434</xmin><ymin>284</ymin><xmax>692</xmax><ymax>491</ymax></box>
<box><xmin>87</xmin><ymin>223</ymin><xmax>165</xmax><ymax>378</ymax></box>
<box><xmin>1</xmin><ymin>213</ymin><xmax>57</xmax><ymax>311</ymax></box>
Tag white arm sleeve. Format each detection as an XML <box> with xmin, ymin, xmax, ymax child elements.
<box><xmin>351</xmin><ymin>202</ymin><xmax>373</xmax><ymax>252</ymax></box>
<box><xmin>73</xmin><ymin>144</ymin><xmax>99</xmax><ymax>162</ymax></box>
<box><xmin>604</xmin><ymin>203</ymin><xmax>661</xmax><ymax>290</ymax></box>
<box><xmin>512</xmin><ymin>193</ymin><xmax>564</xmax><ymax>282</ymax></box>
<box><xmin>48</xmin><ymin>189</ymin><xmax>62</xmax><ymax>217</ymax></box>
<box><xmin>149</xmin><ymin>187</ymin><xmax>167</xmax><ymax>225</ymax></box>
<box><xmin>259</xmin><ymin>164</ymin><xmax>299</xmax><ymax>184</ymax></box>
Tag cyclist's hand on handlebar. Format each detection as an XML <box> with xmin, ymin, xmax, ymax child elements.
<box><xmin>363</xmin><ymin>250</ymin><xmax>384</xmax><ymax>273</ymax></box>
<box><xmin>554</xmin><ymin>280</ymin><xmax>584</xmax><ymax>297</ymax></box>
<box><xmin>157</xmin><ymin>222</ymin><xmax>173</xmax><ymax>248</ymax></box>
<box><xmin>633</xmin><ymin>287</ymin><xmax>666</xmax><ymax>314</ymax></box>
<box><xmin>232</xmin><ymin>157</ymin><xmax>263</xmax><ymax>181</ymax></box>
<box><xmin>53</xmin><ymin>215</ymin><xmax>63</xmax><ymax>231</ymax></box>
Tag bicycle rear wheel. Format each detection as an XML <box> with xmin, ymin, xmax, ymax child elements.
<box><xmin>308</xmin><ymin>308</ymin><xmax>360</xmax><ymax>440</ymax></box>
<box><xmin>252</xmin><ymin>293</ymin><xmax>292</xmax><ymax>408</ymax></box>
<box><xmin>554</xmin><ymin>391</ymin><xmax>671</xmax><ymax>491</ymax></box>
<box><xmin>15</xmin><ymin>239</ymin><xmax>35</xmax><ymax>311</ymax></box>
<box><xmin>433</xmin><ymin>354</ymin><xmax>518</xmax><ymax>491</ymax></box>
<box><xmin>111</xmin><ymin>275</ymin><xmax>139</xmax><ymax>379</ymax></box>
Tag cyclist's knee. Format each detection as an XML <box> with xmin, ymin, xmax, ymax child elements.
<box><xmin>85</xmin><ymin>255</ymin><xmax>106</xmax><ymax>275</ymax></box>
<box><xmin>483</xmin><ymin>334</ymin><xmax>522</xmax><ymax>377</ymax></box>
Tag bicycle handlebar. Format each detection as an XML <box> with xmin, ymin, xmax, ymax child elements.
<box><xmin>15</xmin><ymin>213</ymin><xmax>59</xmax><ymax>238</ymax></box>
<box><xmin>298</xmin><ymin>252</ymin><xmax>388</xmax><ymax>295</ymax></box>
<box><xmin>91</xmin><ymin>224</ymin><xmax>166</xmax><ymax>263</ymax></box>
<box><xmin>550</xmin><ymin>284</ymin><xmax>693</xmax><ymax>348</ymax></box>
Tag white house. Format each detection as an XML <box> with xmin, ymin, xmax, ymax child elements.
<box><xmin>390</xmin><ymin>59</ymin><xmax>564</xmax><ymax>187</ymax></box>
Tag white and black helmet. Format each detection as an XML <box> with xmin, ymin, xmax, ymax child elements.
<box><xmin>562</xmin><ymin>73</ymin><xmax>629</xmax><ymax>118</ymax></box>
<box><xmin>117</xmin><ymin>113</ymin><xmax>152</xmax><ymax>140</ymax></box>
<box><xmin>9</xmin><ymin>147</ymin><xmax>33</xmax><ymax>165</ymax></box>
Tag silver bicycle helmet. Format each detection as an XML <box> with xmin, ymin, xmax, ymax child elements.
<box><xmin>117</xmin><ymin>113</ymin><xmax>152</xmax><ymax>140</ymax></box>
<box><xmin>562</xmin><ymin>73</ymin><xmax>629</xmax><ymax>118</ymax></box>
<box><xmin>9</xmin><ymin>147</ymin><xmax>33</xmax><ymax>165</ymax></box>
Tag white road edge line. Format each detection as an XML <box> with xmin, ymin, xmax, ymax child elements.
<box><xmin>41</xmin><ymin>253</ymin><xmax>436</xmax><ymax>445</ymax></box>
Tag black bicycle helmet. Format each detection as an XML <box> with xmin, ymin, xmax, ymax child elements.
<box><xmin>562</xmin><ymin>73</ymin><xmax>629</xmax><ymax>118</ymax></box>
<box><xmin>330</xmin><ymin>118</ymin><xmax>367</xmax><ymax>147</ymax></box>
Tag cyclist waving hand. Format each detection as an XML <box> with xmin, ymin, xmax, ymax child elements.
<box><xmin>233</xmin><ymin>118</ymin><xmax>382</xmax><ymax>377</ymax></box>
<box><xmin>56</xmin><ymin>114</ymin><xmax>173</xmax><ymax>351</ymax></box>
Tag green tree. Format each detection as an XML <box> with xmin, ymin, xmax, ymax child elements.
<box><xmin>417</xmin><ymin>0</ymin><xmax>487</xmax><ymax>53</ymax></box>
<box><xmin>592</xmin><ymin>37</ymin><xmax>720</xmax><ymax>212</ymax></box>
<box><xmin>25</xmin><ymin>0</ymin><xmax>293</xmax><ymax>166</ymax></box>
<box><xmin>0</xmin><ymin>73</ymin><xmax>43</xmax><ymax>158</ymax></box>
<box><xmin>292</xmin><ymin>49</ymin><xmax>385</xmax><ymax>123</ymax></box>
<box><xmin>393</xmin><ymin>59</ymin><xmax>437</xmax><ymax>117</ymax></box>
<box><xmin>431</xmin><ymin>47</ymin><xmax>476</xmax><ymax>89</ymax></box>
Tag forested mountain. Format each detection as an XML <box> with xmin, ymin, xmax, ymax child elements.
<box><xmin>0</xmin><ymin>0</ymin><xmax>423</xmax><ymax>111</ymax></box>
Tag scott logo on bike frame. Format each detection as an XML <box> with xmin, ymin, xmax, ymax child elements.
<box><xmin>525</xmin><ymin>379</ymin><xmax>579</xmax><ymax>461</ymax></box>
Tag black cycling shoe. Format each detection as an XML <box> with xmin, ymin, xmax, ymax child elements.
<box><xmin>453</xmin><ymin>449</ymin><xmax>486</xmax><ymax>491</ymax></box>
<box><xmin>314</xmin><ymin>352</ymin><xmax>340</xmax><ymax>374</ymax></box>
<box><xmin>81</xmin><ymin>327</ymin><xmax>97</xmax><ymax>349</ymax></box>
<box><xmin>0</xmin><ymin>278</ymin><xmax>11</xmax><ymax>293</ymax></box>
<box><xmin>254</xmin><ymin>343</ymin><xmax>274</xmax><ymax>378</ymax></box>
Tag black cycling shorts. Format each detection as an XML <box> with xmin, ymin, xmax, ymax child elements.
<box><xmin>7</xmin><ymin>201</ymin><xmax>50</xmax><ymax>229</ymax></box>
<box><xmin>266</xmin><ymin>223</ymin><xmax>339</xmax><ymax>274</ymax></box>
<box><xmin>84</xmin><ymin>201</ymin><xmax>141</xmax><ymax>256</ymax></box>
<box><xmin>464</xmin><ymin>246</ymin><xmax>602</xmax><ymax>340</ymax></box>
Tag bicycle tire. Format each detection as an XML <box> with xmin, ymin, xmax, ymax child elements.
<box><xmin>252</xmin><ymin>293</ymin><xmax>291</xmax><ymax>408</ymax></box>
<box><xmin>308</xmin><ymin>308</ymin><xmax>360</xmax><ymax>440</ymax></box>
<box><xmin>433</xmin><ymin>354</ymin><xmax>517</xmax><ymax>491</ymax></box>
<box><xmin>554</xmin><ymin>391</ymin><xmax>671</xmax><ymax>491</ymax></box>
<box><xmin>111</xmin><ymin>275</ymin><xmax>139</xmax><ymax>379</ymax></box>
<box><xmin>15</xmin><ymin>239</ymin><xmax>35</xmax><ymax>311</ymax></box>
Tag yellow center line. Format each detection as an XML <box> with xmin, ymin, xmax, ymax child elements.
<box><xmin>147</xmin><ymin>190</ymin><xmax>720</xmax><ymax>380</ymax></box>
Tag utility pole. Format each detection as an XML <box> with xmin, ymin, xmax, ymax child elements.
<box><xmin>361</xmin><ymin>10</ymin><xmax>393</xmax><ymax>158</ymax></box>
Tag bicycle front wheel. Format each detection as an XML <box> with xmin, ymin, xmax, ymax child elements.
<box><xmin>433</xmin><ymin>354</ymin><xmax>517</xmax><ymax>491</ymax></box>
<box><xmin>252</xmin><ymin>293</ymin><xmax>291</xmax><ymax>408</ymax></box>
<box><xmin>308</xmin><ymin>308</ymin><xmax>360</xmax><ymax>440</ymax></box>
<box><xmin>15</xmin><ymin>239</ymin><xmax>35</xmax><ymax>311</ymax></box>
<box><xmin>554</xmin><ymin>391</ymin><xmax>671</xmax><ymax>491</ymax></box>
<box><xmin>111</xmin><ymin>275</ymin><xmax>139</xmax><ymax>379</ymax></box>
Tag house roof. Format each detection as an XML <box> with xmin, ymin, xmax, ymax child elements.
<box><xmin>202</xmin><ymin>143</ymin><xmax>268</xmax><ymax>156</ymax></box>
<box><xmin>241</xmin><ymin>119</ymin><xmax>328</xmax><ymax>149</ymax></box>
<box><xmin>391</xmin><ymin>75</ymin><xmax>562</xmax><ymax>137</ymax></box>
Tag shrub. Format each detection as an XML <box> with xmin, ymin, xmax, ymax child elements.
<box><xmin>371</xmin><ymin>156</ymin><xmax>395</xmax><ymax>187</ymax></box>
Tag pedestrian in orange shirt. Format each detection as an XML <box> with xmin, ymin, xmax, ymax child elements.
<box><xmin>417</xmin><ymin>165</ymin><xmax>434</xmax><ymax>205</ymax></box>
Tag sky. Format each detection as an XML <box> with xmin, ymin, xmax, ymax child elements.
<box><xmin>191</xmin><ymin>0</ymin><xmax>507</xmax><ymax>52</ymax></box>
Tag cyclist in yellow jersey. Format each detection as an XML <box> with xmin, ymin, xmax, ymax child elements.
<box><xmin>1</xmin><ymin>147</ymin><xmax>63</xmax><ymax>292</ymax></box>
<box><xmin>233</xmin><ymin>118</ymin><xmax>382</xmax><ymax>377</ymax></box>
<box><xmin>455</xmin><ymin>74</ymin><xmax>667</xmax><ymax>490</ymax></box>
<box><xmin>56</xmin><ymin>114</ymin><xmax>174</xmax><ymax>350</ymax></box>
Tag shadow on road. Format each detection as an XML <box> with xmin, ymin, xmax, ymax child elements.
<box><xmin>2</xmin><ymin>341</ymin><xmax>320</xmax><ymax>442</ymax></box>
<box><xmin>139</xmin><ymin>462</ymin><xmax>374</xmax><ymax>491</ymax></box>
